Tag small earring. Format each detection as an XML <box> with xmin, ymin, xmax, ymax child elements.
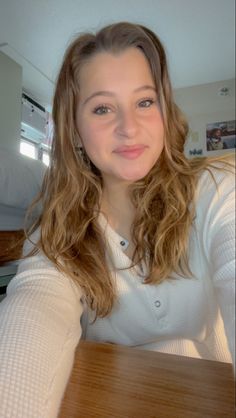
<box><xmin>76</xmin><ymin>146</ymin><xmax>91</xmax><ymax>168</ymax></box>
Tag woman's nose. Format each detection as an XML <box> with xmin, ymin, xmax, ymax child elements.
<box><xmin>115</xmin><ymin>109</ymin><xmax>138</xmax><ymax>138</ymax></box>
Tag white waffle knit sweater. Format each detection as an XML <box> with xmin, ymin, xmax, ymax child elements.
<box><xmin>0</xmin><ymin>166</ymin><xmax>235</xmax><ymax>418</ymax></box>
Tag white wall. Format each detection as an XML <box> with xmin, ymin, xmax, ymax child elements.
<box><xmin>174</xmin><ymin>78</ymin><xmax>235</xmax><ymax>158</ymax></box>
<box><xmin>0</xmin><ymin>52</ymin><xmax>22</xmax><ymax>152</ymax></box>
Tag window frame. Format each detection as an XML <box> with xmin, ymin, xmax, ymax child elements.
<box><xmin>20</xmin><ymin>136</ymin><xmax>50</xmax><ymax>166</ymax></box>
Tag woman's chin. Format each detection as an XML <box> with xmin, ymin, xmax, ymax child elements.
<box><xmin>101</xmin><ymin>165</ymin><xmax>154</xmax><ymax>185</ymax></box>
<box><xmin>117</xmin><ymin>169</ymin><xmax>150</xmax><ymax>182</ymax></box>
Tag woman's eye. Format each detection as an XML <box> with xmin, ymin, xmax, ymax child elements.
<box><xmin>93</xmin><ymin>105</ymin><xmax>111</xmax><ymax>115</ymax></box>
<box><xmin>138</xmin><ymin>99</ymin><xmax>155</xmax><ymax>108</ymax></box>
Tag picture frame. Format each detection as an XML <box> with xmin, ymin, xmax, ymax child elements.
<box><xmin>206</xmin><ymin>120</ymin><xmax>236</xmax><ymax>152</ymax></box>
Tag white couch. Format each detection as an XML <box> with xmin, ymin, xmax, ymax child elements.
<box><xmin>0</xmin><ymin>147</ymin><xmax>46</xmax><ymax>230</ymax></box>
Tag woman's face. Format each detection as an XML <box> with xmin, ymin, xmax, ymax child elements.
<box><xmin>76</xmin><ymin>47</ymin><xmax>164</xmax><ymax>188</ymax></box>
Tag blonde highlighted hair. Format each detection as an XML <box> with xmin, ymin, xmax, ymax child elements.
<box><xmin>27</xmin><ymin>22</ymin><xmax>229</xmax><ymax>318</ymax></box>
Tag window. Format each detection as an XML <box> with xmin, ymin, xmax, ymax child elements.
<box><xmin>20</xmin><ymin>139</ymin><xmax>37</xmax><ymax>160</ymax></box>
<box><xmin>42</xmin><ymin>150</ymin><xmax>50</xmax><ymax>166</ymax></box>
<box><xmin>20</xmin><ymin>101</ymin><xmax>53</xmax><ymax>166</ymax></box>
<box><xmin>20</xmin><ymin>138</ymin><xmax>51</xmax><ymax>166</ymax></box>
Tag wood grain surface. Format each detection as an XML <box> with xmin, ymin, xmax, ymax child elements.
<box><xmin>0</xmin><ymin>230</ymin><xmax>24</xmax><ymax>264</ymax></box>
<box><xmin>59</xmin><ymin>341</ymin><xmax>235</xmax><ymax>418</ymax></box>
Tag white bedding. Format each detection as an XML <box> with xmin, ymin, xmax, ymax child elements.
<box><xmin>0</xmin><ymin>204</ymin><xmax>27</xmax><ymax>230</ymax></box>
<box><xmin>0</xmin><ymin>147</ymin><xmax>46</xmax><ymax>230</ymax></box>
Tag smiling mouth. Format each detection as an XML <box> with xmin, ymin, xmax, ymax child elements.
<box><xmin>113</xmin><ymin>145</ymin><xmax>147</xmax><ymax>159</ymax></box>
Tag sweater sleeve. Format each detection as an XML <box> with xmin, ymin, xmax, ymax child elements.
<box><xmin>200</xmin><ymin>166</ymin><xmax>235</xmax><ymax>366</ymax></box>
<box><xmin>0</xmin><ymin>250</ymin><xmax>83</xmax><ymax>418</ymax></box>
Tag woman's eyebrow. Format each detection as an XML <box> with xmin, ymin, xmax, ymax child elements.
<box><xmin>82</xmin><ymin>91</ymin><xmax>115</xmax><ymax>106</ymax></box>
<box><xmin>82</xmin><ymin>85</ymin><xmax>157</xmax><ymax>106</ymax></box>
<box><xmin>134</xmin><ymin>85</ymin><xmax>157</xmax><ymax>93</ymax></box>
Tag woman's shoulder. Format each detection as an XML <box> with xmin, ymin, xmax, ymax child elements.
<box><xmin>197</xmin><ymin>155</ymin><xmax>235</xmax><ymax>193</ymax></box>
<box><xmin>194</xmin><ymin>155</ymin><xmax>235</xmax><ymax>213</ymax></box>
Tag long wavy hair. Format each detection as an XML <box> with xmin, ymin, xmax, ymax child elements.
<box><xmin>27</xmin><ymin>22</ymin><xmax>228</xmax><ymax>317</ymax></box>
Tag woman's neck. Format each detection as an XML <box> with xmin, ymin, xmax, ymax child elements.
<box><xmin>100</xmin><ymin>181</ymin><xmax>135</xmax><ymax>241</ymax></box>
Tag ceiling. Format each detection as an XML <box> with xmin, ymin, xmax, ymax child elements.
<box><xmin>0</xmin><ymin>0</ymin><xmax>235</xmax><ymax>110</ymax></box>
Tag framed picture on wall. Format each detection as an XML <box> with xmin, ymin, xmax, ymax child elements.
<box><xmin>206</xmin><ymin>120</ymin><xmax>236</xmax><ymax>152</ymax></box>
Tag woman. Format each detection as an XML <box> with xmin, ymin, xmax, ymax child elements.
<box><xmin>0</xmin><ymin>22</ymin><xmax>235</xmax><ymax>418</ymax></box>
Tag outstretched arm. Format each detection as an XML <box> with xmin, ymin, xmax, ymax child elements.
<box><xmin>0</xmin><ymin>252</ymin><xmax>83</xmax><ymax>418</ymax></box>
<box><xmin>201</xmin><ymin>166</ymin><xmax>235</xmax><ymax>368</ymax></box>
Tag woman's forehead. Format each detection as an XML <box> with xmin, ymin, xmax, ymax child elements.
<box><xmin>78</xmin><ymin>47</ymin><xmax>155</xmax><ymax>91</ymax></box>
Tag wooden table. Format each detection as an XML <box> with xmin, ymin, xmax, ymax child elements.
<box><xmin>59</xmin><ymin>341</ymin><xmax>235</xmax><ymax>418</ymax></box>
<box><xmin>0</xmin><ymin>263</ymin><xmax>18</xmax><ymax>301</ymax></box>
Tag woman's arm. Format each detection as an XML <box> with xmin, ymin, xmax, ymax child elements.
<box><xmin>0</xmin><ymin>252</ymin><xmax>83</xmax><ymax>418</ymax></box>
<box><xmin>201</xmin><ymin>167</ymin><xmax>235</xmax><ymax>366</ymax></box>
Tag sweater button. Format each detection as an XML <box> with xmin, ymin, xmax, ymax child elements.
<box><xmin>154</xmin><ymin>300</ymin><xmax>161</xmax><ymax>308</ymax></box>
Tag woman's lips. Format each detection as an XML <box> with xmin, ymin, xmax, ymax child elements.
<box><xmin>113</xmin><ymin>145</ymin><xmax>147</xmax><ymax>160</ymax></box>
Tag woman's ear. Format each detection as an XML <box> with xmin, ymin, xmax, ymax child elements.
<box><xmin>76</xmin><ymin>146</ymin><xmax>91</xmax><ymax>168</ymax></box>
<box><xmin>74</xmin><ymin>126</ymin><xmax>83</xmax><ymax>148</ymax></box>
